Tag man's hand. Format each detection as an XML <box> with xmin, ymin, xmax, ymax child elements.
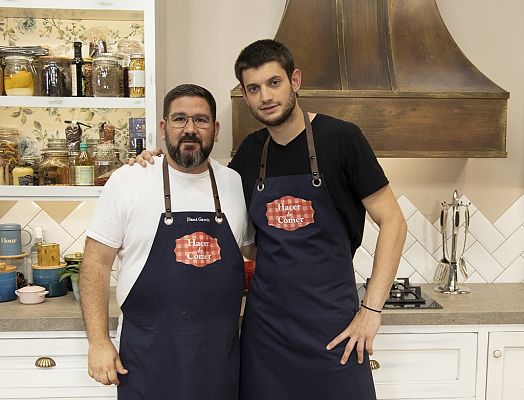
<box><xmin>127</xmin><ymin>148</ymin><xmax>163</xmax><ymax>166</ymax></box>
<box><xmin>88</xmin><ymin>339</ymin><xmax>128</xmax><ymax>385</ymax></box>
<box><xmin>325</xmin><ymin>308</ymin><xmax>381</xmax><ymax>365</ymax></box>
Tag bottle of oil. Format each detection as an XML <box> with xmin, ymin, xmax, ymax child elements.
<box><xmin>74</xmin><ymin>142</ymin><xmax>94</xmax><ymax>185</ymax></box>
<box><xmin>71</xmin><ymin>42</ymin><xmax>84</xmax><ymax>96</ymax></box>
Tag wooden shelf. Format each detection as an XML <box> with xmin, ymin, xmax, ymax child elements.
<box><xmin>0</xmin><ymin>186</ymin><xmax>104</xmax><ymax>200</ymax></box>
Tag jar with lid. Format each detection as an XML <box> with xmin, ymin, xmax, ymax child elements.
<box><xmin>0</xmin><ymin>128</ymin><xmax>20</xmax><ymax>185</ymax></box>
<box><xmin>94</xmin><ymin>142</ymin><xmax>120</xmax><ymax>186</ymax></box>
<box><xmin>83</xmin><ymin>58</ymin><xmax>93</xmax><ymax>97</ymax></box>
<box><xmin>34</xmin><ymin>56</ymin><xmax>72</xmax><ymax>97</ymax></box>
<box><xmin>12</xmin><ymin>156</ymin><xmax>38</xmax><ymax>186</ymax></box>
<box><xmin>3</xmin><ymin>56</ymin><xmax>35</xmax><ymax>96</ymax></box>
<box><xmin>128</xmin><ymin>53</ymin><xmax>145</xmax><ymax>98</ymax></box>
<box><xmin>0</xmin><ymin>62</ymin><xmax>4</xmax><ymax>95</ymax></box>
<box><xmin>39</xmin><ymin>149</ymin><xmax>70</xmax><ymax>185</ymax></box>
<box><xmin>92</xmin><ymin>55</ymin><xmax>122</xmax><ymax>97</ymax></box>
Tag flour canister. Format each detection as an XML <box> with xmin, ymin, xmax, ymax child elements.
<box><xmin>0</xmin><ymin>223</ymin><xmax>32</xmax><ymax>256</ymax></box>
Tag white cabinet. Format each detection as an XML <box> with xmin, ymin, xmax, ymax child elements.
<box><xmin>0</xmin><ymin>331</ymin><xmax>116</xmax><ymax>399</ymax></box>
<box><xmin>373</xmin><ymin>332</ymin><xmax>477</xmax><ymax>399</ymax></box>
<box><xmin>0</xmin><ymin>0</ymin><xmax>163</xmax><ymax>200</ymax></box>
<box><xmin>486</xmin><ymin>331</ymin><xmax>524</xmax><ymax>400</ymax></box>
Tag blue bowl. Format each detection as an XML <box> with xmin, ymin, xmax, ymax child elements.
<box><xmin>0</xmin><ymin>271</ymin><xmax>17</xmax><ymax>302</ymax></box>
<box><xmin>33</xmin><ymin>266</ymin><xmax>67</xmax><ymax>298</ymax></box>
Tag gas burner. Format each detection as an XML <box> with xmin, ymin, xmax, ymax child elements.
<box><xmin>358</xmin><ymin>277</ymin><xmax>443</xmax><ymax>309</ymax></box>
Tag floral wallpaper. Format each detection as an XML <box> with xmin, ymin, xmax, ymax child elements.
<box><xmin>0</xmin><ymin>15</ymin><xmax>146</xmax><ymax>155</ymax></box>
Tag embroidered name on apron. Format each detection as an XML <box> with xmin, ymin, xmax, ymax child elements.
<box><xmin>266</xmin><ymin>195</ymin><xmax>315</xmax><ymax>231</ymax></box>
<box><xmin>174</xmin><ymin>231</ymin><xmax>221</xmax><ymax>267</ymax></box>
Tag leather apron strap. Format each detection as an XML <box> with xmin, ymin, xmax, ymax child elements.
<box><xmin>256</xmin><ymin>110</ymin><xmax>321</xmax><ymax>191</ymax></box>
<box><xmin>162</xmin><ymin>156</ymin><xmax>223</xmax><ymax>225</ymax></box>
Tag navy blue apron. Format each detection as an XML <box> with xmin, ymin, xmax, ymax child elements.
<box><xmin>118</xmin><ymin>157</ymin><xmax>244</xmax><ymax>400</ymax></box>
<box><xmin>240</xmin><ymin>111</ymin><xmax>376</xmax><ymax>400</ymax></box>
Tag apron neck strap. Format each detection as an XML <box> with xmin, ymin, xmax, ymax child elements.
<box><xmin>256</xmin><ymin>110</ymin><xmax>321</xmax><ymax>191</ymax></box>
<box><xmin>162</xmin><ymin>157</ymin><xmax>223</xmax><ymax>225</ymax></box>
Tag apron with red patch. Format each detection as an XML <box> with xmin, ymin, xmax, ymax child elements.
<box><xmin>118</xmin><ymin>157</ymin><xmax>244</xmax><ymax>400</ymax></box>
<box><xmin>240</xmin><ymin>111</ymin><xmax>376</xmax><ymax>400</ymax></box>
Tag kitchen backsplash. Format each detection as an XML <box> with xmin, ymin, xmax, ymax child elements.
<box><xmin>0</xmin><ymin>193</ymin><xmax>523</xmax><ymax>286</ymax></box>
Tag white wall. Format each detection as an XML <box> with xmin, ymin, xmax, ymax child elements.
<box><xmin>161</xmin><ymin>0</ymin><xmax>524</xmax><ymax>223</ymax></box>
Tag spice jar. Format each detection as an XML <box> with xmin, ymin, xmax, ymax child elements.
<box><xmin>34</xmin><ymin>56</ymin><xmax>72</xmax><ymax>97</ymax></box>
<box><xmin>0</xmin><ymin>128</ymin><xmax>20</xmax><ymax>185</ymax></box>
<box><xmin>128</xmin><ymin>53</ymin><xmax>145</xmax><ymax>98</ymax></box>
<box><xmin>39</xmin><ymin>149</ymin><xmax>70</xmax><ymax>185</ymax></box>
<box><xmin>83</xmin><ymin>58</ymin><xmax>93</xmax><ymax>97</ymax></box>
<box><xmin>92</xmin><ymin>55</ymin><xmax>121</xmax><ymax>97</ymax></box>
<box><xmin>3</xmin><ymin>56</ymin><xmax>35</xmax><ymax>96</ymax></box>
<box><xmin>12</xmin><ymin>156</ymin><xmax>37</xmax><ymax>186</ymax></box>
<box><xmin>94</xmin><ymin>142</ymin><xmax>120</xmax><ymax>186</ymax></box>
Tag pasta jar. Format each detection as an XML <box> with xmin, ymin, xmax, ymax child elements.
<box><xmin>3</xmin><ymin>56</ymin><xmax>35</xmax><ymax>96</ymax></box>
<box><xmin>12</xmin><ymin>156</ymin><xmax>37</xmax><ymax>186</ymax></box>
<box><xmin>0</xmin><ymin>128</ymin><xmax>20</xmax><ymax>185</ymax></box>
<box><xmin>128</xmin><ymin>53</ymin><xmax>145</xmax><ymax>98</ymax></box>
<box><xmin>39</xmin><ymin>149</ymin><xmax>70</xmax><ymax>185</ymax></box>
<box><xmin>92</xmin><ymin>55</ymin><xmax>121</xmax><ymax>97</ymax></box>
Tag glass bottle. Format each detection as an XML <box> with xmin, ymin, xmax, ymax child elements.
<box><xmin>3</xmin><ymin>55</ymin><xmax>35</xmax><ymax>96</ymax></box>
<box><xmin>29</xmin><ymin>226</ymin><xmax>45</xmax><ymax>283</ymax></box>
<box><xmin>74</xmin><ymin>142</ymin><xmax>95</xmax><ymax>186</ymax></box>
<box><xmin>39</xmin><ymin>149</ymin><xmax>70</xmax><ymax>185</ymax></box>
<box><xmin>71</xmin><ymin>41</ymin><xmax>84</xmax><ymax>97</ymax></box>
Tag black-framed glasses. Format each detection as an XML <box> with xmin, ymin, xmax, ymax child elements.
<box><xmin>165</xmin><ymin>114</ymin><xmax>212</xmax><ymax>129</ymax></box>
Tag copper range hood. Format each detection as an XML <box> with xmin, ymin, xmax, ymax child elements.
<box><xmin>231</xmin><ymin>0</ymin><xmax>509</xmax><ymax>158</ymax></box>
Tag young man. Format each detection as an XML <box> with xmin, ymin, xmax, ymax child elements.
<box><xmin>80</xmin><ymin>84</ymin><xmax>250</xmax><ymax>400</ymax></box>
<box><xmin>132</xmin><ymin>40</ymin><xmax>407</xmax><ymax>400</ymax></box>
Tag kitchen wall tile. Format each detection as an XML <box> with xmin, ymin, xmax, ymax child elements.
<box><xmin>396</xmin><ymin>257</ymin><xmax>416</xmax><ymax>278</ymax></box>
<box><xmin>464</xmin><ymin>271</ymin><xmax>487</xmax><ymax>284</ymax></box>
<box><xmin>63</xmin><ymin>233</ymin><xmax>87</xmax><ymax>256</ymax></box>
<box><xmin>469</xmin><ymin>211</ymin><xmax>506</xmax><ymax>253</ymax></box>
<box><xmin>494</xmin><ymin>256</ymin><xmax>524</xmax><ymax>283</ymax></box>
<box><xmin>361</xmin><ymin>220</ymin><xmax>379</xmax><ymax>255</ymax></box>
<box><xmin>27</xmin><ymin>212</ymin><xmax>74</xmax><ymax>257</ymax></box>
<box><xmin>406</xmin><ymin>211</ymin><xmax>441</xmax><ymax>254</ymax></box>
<box><xmin>0</xmin><ymin>200</ymin><xmax>41</xmax><ymax>228</ymax></box>
<box><xmin>60</xmin><ymin>200</ymin><xmax>98</xmax><ymax>239</ymax></box>
<box><xmin>494</xmin><ymin>194</ymin><xmax>524</xmax><ymax>238</ymax></box>
<box><xmin>355</xmin><ymin>271</ymin><xmax>365</xmax><ymax>283</ymax></box>
<box><xmin>492</xmin><ymin>226</ymin><xmax>524</xmax><ymax>268</ymax></box>
<box><xmin>402</xmin><ymin>231</ymin><xmax>416</xmax><ymax>254</ymax></box>
<box><xmin>110</xmin><ymin>271</ymin><xmax>118</xmax><ymax>287</ymax></box>
<box><xmin>353</xmin><ymin>247</ymin><xmax>374</xmax><ymax>279</ymax></box>
<box><xmin>397</xmin><ymin>195</ymin><xmax>417</xmax><ymax>220</ymax></box>
<box><xmin>408</xmin><ymin>271</ymin><xmax>426</xmax><ymax>284</ymax></box>
<box><xmin>403</xmin><ymin>242</ymin><xmax>438</xmax><ymax>282</ymax></box>
<box><xmin>464</xmin><ymin>241</ymin><xmax>504</xmax><ymax>282</ymax></box>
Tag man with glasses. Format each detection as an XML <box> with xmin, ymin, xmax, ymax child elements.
<box><xmin>80</xmin><ymin>84</ymin><xmax>251</xmax><ymax>399</ymax></box>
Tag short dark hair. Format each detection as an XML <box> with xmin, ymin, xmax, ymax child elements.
<box><xmin>234</xmin><ymin>39</ymin><xmax>295</xmax><ymax>87</ymax></box>
<box><xmin>163</xmin><ymin>84</ymin><xmax>217</xmax><ymax>120</ymax></box>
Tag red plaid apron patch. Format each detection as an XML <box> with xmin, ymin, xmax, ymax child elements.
<box><xmin>174</xmin><ymin>231</ymin><xmax>221</xmax><ymax>267</ymax></box>
<box><xmin>266</xmin><ymin>196</ymin><xmax>315</xmax><ymax>231</ymax></box>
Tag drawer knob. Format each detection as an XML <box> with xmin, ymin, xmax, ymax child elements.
<box><xmin>35</xmin><ymin>356</ymin><xmax>56</xmax><ymax>368</ymax></box>
<box><xmin>493</xmin><ymin>350</ymin><xmax>502</xmax><ymax>359</ymax></box>
<box><xmin>370</xmin><ymin>359</ymin><xmax>380</xmax><ymax>370</ymax></box>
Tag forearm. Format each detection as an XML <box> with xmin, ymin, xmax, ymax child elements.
<box><xmin>80</xmin><ymin>238</ymin><xmax>115</xmax><ymax>344</ymax></box>
<box><xmin>363</xmin><ymin>216</ymin><xmax>407</xmax><ymax>310</ymax></box>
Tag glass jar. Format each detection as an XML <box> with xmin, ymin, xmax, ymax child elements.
<box><xmin>94</xmin><ymin>142</ymin><xmax>120</xmax><ymax>186</ymax></box>
<box><xmin>92</xmin><ymin>55</ymin><xmax>121</xmax><ymax>97</ymax></box>
<box><xmin>12</xmin><ymin>156</ymin><xmax>37</xmax><ymax>186</ymax></box>
<box><xmin>0</xmin><ymin>62</ymin><xmax>4</xmax><ymax>95</ymax></box>
<box><xmin>34</xmin><ymin>56</ymin><xmax>72</xmax><ymax>97</ymax></box>
<box><xmin>128</xmin><ymin>53</ymin><xmax>145</xmax><ymax>98</ymax></box>
<box><xmin>3</xmin><ymin>56</ymin><xmax>35</xmax><ymax>96</ymax></box>
<box><xmin>86</xmin><ymin>138</ymin><xmax>99</xmax><ymax>158</ymax></box>
<box><xmin>0</xmin><ymin>128</ymin><xmax>20</xmax><ymax>185</ymax></box>
<box><xmin>83</xmin><ymin>58</ymin><xmax>93</xmax><ymax>97</ymax></box>
<box><xmin>68</xmin><ymin>150</ymin><xmax>79</xmax><ymax>185</ymax></box>
<box><xmin>39</xmin><ymin>149</ymin><xmax>70</xmax><ymax>185</ymax></box>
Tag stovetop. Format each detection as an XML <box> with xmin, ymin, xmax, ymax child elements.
<box><xmin>357</xmin><ymin>278</ymin><xmax>443</xmax><ymax>310</ymax></box>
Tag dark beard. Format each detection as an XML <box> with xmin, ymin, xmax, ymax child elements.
<box><xmin>252</xmin><ymin>90</ymin><xmax>297</xmax><ymax>127</ymax></box>
<box><xmin>166</xmin><ymin>132</ymin><xmax>214</xmax><ymax>169</ymax></box>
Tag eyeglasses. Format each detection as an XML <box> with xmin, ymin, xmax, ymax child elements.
<box><xmin>165</xmin><ymin>114</ymin><xmax>212</xmax><ymax>129</ymax></box>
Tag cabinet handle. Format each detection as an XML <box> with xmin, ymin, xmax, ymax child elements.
<box><xmin>493</xmin><ymin>350</ymin><xmax>502</xmax><ymax>359</ymax></box>
<box><xmin>35</xmin><ymin>356</ymin><xmax>56</xmax><ymax>368</ymax></box>
<box><xmin>370</xmin><ymin>359</ymin><xmax>380</xmax><ymax>370</ymax></box>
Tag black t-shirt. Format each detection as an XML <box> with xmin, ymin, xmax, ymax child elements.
<box><xmin>228</xmin><ymin>114</ymin><xmax>389</xmax><ymax>256</ymax></box>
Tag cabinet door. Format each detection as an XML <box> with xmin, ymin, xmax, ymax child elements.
<box><xmin>0</xmin><ymin>336</ymin><xmax>116</xmax><ymax>399</ymax></box>
<box><xmin>372</xmin><ymin>332</ymin><xmax>477</xmax><ymax>399</ymax></box>
<box><xmin>486</xmin><ymin>331</ymin><xmax>524</xmax><ymax>400</ymax></box>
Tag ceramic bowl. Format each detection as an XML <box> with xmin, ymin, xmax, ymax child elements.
<box><xmin>15</xmin><ymin>285</ymin><xmax>49</xmax><ymax>304</ymax></box>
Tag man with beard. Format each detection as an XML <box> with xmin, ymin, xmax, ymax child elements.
<box><xmin>80</xmin><ymin>84</ymin><xmax>251</xmax><ymax>400</ymax></box>
<box><xmin>132</xmin><ymin>40</ymin><xmax>407</xmax><ymax>400</ymax></box>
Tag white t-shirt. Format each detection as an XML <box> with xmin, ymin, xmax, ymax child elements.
<box><xmin>86</xmin><ymin>156</ymin><xmax>252</xmax><ymax>310</ymax></box>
